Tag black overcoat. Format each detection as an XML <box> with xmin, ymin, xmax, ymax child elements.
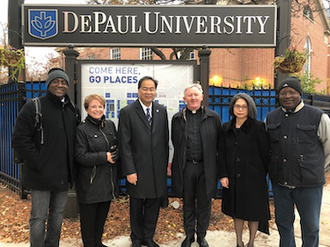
<box><xmin>219</xmin><ymin>118</ymin><xmax>270</xmax><ymax>224</ymax></box>
<box><xmin>171</xmin><ymin>107</ymin><xmax>222</xmax><ymax>200</ymax></box>
<box><xmin>12</xmin><ymin>91</ymin><xmax>80</xmax><ymax>191</ymax></box>
<box><xmin>118</xmin><ymin>100</ymin><xmax>169</xmax><ymax>199</ymax></box>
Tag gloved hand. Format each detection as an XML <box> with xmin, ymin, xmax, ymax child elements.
<box><xmin>109</xmin><ymin>145</ymin><xmax>119</xmax><ymax>163</ymax></box>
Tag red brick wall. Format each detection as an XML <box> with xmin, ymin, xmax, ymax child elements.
<box><xmin>291</xmin><ymin>0</ymin><xmax>329</xmax><ymax>92</ymax></box>
<box><xmin>209</xmin><ymin>48</ymin><xmax>275</xmax><ymax>88</ymax></box>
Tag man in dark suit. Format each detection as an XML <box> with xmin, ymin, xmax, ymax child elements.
<box><xmin>118</xmin><ymin>76</ymin><xmax>169</xmax><ymax>247</ymax></box>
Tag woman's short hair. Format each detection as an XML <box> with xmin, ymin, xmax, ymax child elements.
<box><xmin>84</xmin><ymin>94</ymin><xmax>106</xmax><ymax>110</ymax></box>
<box><xmin>229</xmin><ymin>93</ymin><xmax>257</xmax><ymax>119</ymax></box>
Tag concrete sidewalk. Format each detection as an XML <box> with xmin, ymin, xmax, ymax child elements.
<box><xmin>1</xmin><ymin>184</ymin><xmax>330</xmax><ymax>247</ymax></box>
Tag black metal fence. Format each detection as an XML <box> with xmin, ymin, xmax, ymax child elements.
<box><xmin>1</xmin><ymin>82</ymin><xmax>330</xmax><ymax>199</ymax></box>
<box><xmin>0</xmin><ymin>81</ymin><xmax>46</xmax><ymax>198</ymax></box>
<box><xmin>0</xmin><ymin>83</ymin><xmax>22</xmax><ymax>194</ymax></box>
<box><xmin>208</xmin><ymin>86</ymin><xmax>277</xmax><ymax>123</ymax></box>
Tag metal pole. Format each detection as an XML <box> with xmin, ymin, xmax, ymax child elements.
<box><xmin>198</xmin><ymin>46</ymin><xmax>211</xmax><ymax>107</ymax></box>
<box><xmin>8</xmin><ymin>0</ymin><xmax>25</xmax><ymax>83</ymax></box>
<box><xmin>63</xmin><ymin>46</ymin><xmax>80</xmax><ymax>102</ymax></box>
<box><xmin>274</xmin><ymin>0</ymin><xmax>292</xmax><ymax>89</ymax></box>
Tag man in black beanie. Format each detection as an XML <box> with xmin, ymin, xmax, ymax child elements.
<box><xmin>265</xmin><ymin>76</ymin><xmax>330</xmax><ymax>247</ymax></box>
<box><xmin>12</xmin><ymin>68</ymin><xmax>80</xmax><ymax>247</ymax></box>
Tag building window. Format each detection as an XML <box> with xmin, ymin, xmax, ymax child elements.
<box><xmin>141</xmin><ymin>48</ymin><xmax>153</xmax><ymax>60</ymax></box>
<box><xmin>189</xmin><ymin>51</ymin><xmax>195</xmax><ymax>60</ymax></box>
<box><xmin>304</xmin><ymin>36</ymin><xmax>311</xmax><ymax>77</ymax></box>
<box><xmin>176</xmin><ymin>50</ymin><xmax>195</xmax><ymax>60</ymax></box>
<box><xmin>111</xmin><ymin>48</ymin><xmax>121</xmax><ymax>60</ymax></box>
<box><xmin>303</xmin><ymin>5</ymin><xmax>314</xmax><ymax>21</ymax></box>
<box><xmin>86</xmin><ymin>54</ymin><xmax>95</xmax><ymax>60</ymax></box>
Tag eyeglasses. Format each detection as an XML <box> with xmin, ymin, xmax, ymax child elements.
<box><xmin>234</xmin><ymin>104</ymin><xmax>248</xmax><ymax>110</ymax></box>
<box><xmin>279</xmin><ymin>91</ymin><xmax>299</xmax><ymax>97</ymax></box>
<box><xmin>51</xmin><ymin>79</ymin><xmax>68</xmax><ymax>86</ymax></box>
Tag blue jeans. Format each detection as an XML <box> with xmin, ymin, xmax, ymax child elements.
<box><xmin>30</xmin><ymin>190</ymin><xmax>68</xmax><ymax>247</ymax></box>
<box><xmin>272</xmin><ymin>183</ymin><xmax>323</xmax><ymax>247</ymax></box>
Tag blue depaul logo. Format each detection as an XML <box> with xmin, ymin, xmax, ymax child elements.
<box><xmin>28</xmin><ymin>9</ymin><xmax>58</xmax><ymax>40</ymax></box>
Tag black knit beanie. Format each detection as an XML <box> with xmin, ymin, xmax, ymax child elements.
<box><xmin>46</xmin><ymin>70</ymin><xmax>70</xmax><ymax>88</ymax></box>
<box><xmin>278</xmin><ymin>77</ymin><xmax>302</xmax><ymax>95</ymax></box>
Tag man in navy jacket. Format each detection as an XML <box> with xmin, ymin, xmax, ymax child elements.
<box><xmin>266</xmin><ymin>77</ymin><xmax>330</xmax><ymax>247</ymax></box>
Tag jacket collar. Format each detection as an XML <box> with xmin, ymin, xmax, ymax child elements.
<box><xmin>86</xmin><ymin>114</ymin><xmax>106</xmax><ymax>127</ymax></box>
<box><xmin>226</xmin><ymin>117</ymin><xmax>255</xmax><ymax>133</ymax></box>
<box><xmin>281</xmin><ymin>100</ymin><xmax>304</xmax><ymax>114</ymax></box>
<box><xmin>134</xmin><ymin>99</ymin><xmax>154</xmax><ymax>130</ymax></box>
<box><xmin>180</xmin><ymin>106</ymin><xmax>214</xmax><ymax>122</ymax></box>
<box><xmin>47</xmin><ymin>91</ymin><xmax>70</xmax><ymax>106</ymax></box>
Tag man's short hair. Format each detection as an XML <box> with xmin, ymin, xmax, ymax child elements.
<box><xmin>138</xmin><ymin>76</ymin><xmax>158</xmax><ymax>89</ymax></box>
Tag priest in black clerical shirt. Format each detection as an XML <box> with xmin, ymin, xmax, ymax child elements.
<box><xmin>171</xmin><ymin>84</ymin><xmax>222</xmax><ymax>247</ymax></box>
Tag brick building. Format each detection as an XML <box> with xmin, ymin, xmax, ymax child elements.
<box><xmin>290</xmin><ymin>0</ymin><xmax>330</xmax><ymax>92</ymax></box>
<box><xmin>71</xmin><ymin>0</ymin><xmax>330</xmax><ymax>93</ymax></box>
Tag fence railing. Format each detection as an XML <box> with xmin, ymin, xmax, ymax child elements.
<box><xmin>1</xmin><ymin>83</ymin><xmax>330</xmax><ymax>199</ymax></box>
<box><xmin>0</xmin><ymin>81</ymin><xmax>46</xmax><ymax>198</ymax></box>
<box><xmin>0</xmin><ymin>83</ymin><xmax>22</xmax><ymax>195</ymax></box>
<box><xmin>208</xmin><ymin>86</ymin><xmax>277</xmax><ymax>122</ymax></box>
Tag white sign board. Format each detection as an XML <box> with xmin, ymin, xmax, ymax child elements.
<box><xmin>78</xmin><ymin>60</ymin><xmax>196</xmax><ymax>127</ymax></box>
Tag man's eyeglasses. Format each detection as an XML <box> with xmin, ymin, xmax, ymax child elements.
<box><xmin>234</xmin><ymin>104</ymin><xmax>248</xmax><ymax>110</ymax></box>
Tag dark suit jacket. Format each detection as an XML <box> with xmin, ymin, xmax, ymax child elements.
<box><xmin>118</xmin><ymin>100</ymin><xmax>169</xmax><ymax>199</ymax></box>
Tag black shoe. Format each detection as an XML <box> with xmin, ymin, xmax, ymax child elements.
<box><xmin>197</xmin><ymin>238</ymin><xmax>209</xmax><ymax>247</ymax></box>
<box><xmin>132</xmin><ymin>242</ymin><xmax>142</xmax><ymax>247</ymax></box>
<box><xmin>95</xmin><ymin>243</ymin><xmax>108</xmax><ymax>247</ymax></box>
<box><xmin>181</xmin><ymin>236</ymin><xmax>195</xmax><ymax>247</ymax></box>
<box><xmin>144</xmin><ymin>239</ymin><xmax>160</xmax><ymax>247</ymax></box>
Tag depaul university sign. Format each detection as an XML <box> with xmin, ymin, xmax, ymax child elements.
<box><xmin>22</xmin><ymin>5</ymin><xmax>276</xmax><ymax>47</ymax></box>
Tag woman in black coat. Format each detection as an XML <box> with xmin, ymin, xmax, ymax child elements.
<box><xmin>75</xmin><ymin>94</ymin><xmax>120</xmax><ymax>247</ymax></box>
<box><xmin>219</xmin><ymin>93</ymin><xmax>270</xmax><ymax>247</ymax></box>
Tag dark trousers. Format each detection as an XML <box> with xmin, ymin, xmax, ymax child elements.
<box><xmin>79</xmin><ymin>201</ymin><xmax>111</xmax><ymax>247</ymax></box>
<box><xmin>129</xmin><ymin>196</ymin><xmax>161</xmax><ymax>244</ymax></box>
<box><xmin>272</xmin><ymin>183</ymin><xmax>323</xmax><ymax>247</ymax></box>
<box><xmin>183</xmin><ymin>161</ymin><xmax>211</xmax><ymax>240</ymax></box>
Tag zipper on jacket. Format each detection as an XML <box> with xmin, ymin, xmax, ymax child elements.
<box><xmin>90</xmin><ymin>166</ymin><xmax>96</xmax><ymax>184</ymax></box>
<box><xmin>99</xmin><ymin>124</ymin><xmax>116</xmax><ymax>199</ymax></box>
<box><xmin>109</xmin><ymin>166</ymin><xmax>116</xmax><ymax>199</ymax></box>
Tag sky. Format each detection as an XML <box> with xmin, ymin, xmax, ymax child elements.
<box><xmin>0</xmin><ymin>0</ymin><xmax>88</xmax><ymax>68</ymax></box>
